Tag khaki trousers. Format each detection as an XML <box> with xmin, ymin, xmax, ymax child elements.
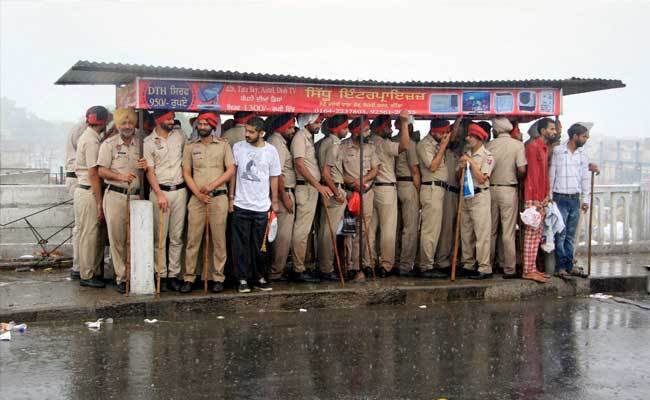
<box><xmin>461</xmin><ymin>190</ymin><xmax>492</xmax><ymax>274</ymax></box>
<box><xmin>369</xmin><ymin>185</ymin><xmax>398</xmax><ymax>270</ymax></box>
<box><xmin>183</xmin><ymin>194</ymin><xmax>228</xmax><ymax>283</ymax></box>
<box><xmin>151</xmin><ymin>188</ymin><xmax>188</xmax><ymax>279</ymax></box>
<box><xmin>317</xmin><ymin>187</ymin><xmax>346</xmax><ymax>273</ymax></box>
<box><xmin>419</xmin><ymin>184</ymin><xmax>446</xmax><ymax>270</ymax></box>
<box><xmin>489</xmin><ymin>186</ymin><xmax>518</xmax><ymax>275</ymax></box>
<box><xmin>291</xmin><ymin>185</ymin><xmax>318</xmax><ymax>272</ymax></box>
<box><xmin>350</xmin><ymin>190</ymin><xmax>374</xmax><ymax>270</ymax></box>
<box><xmin>436</xmin><ymin>190</ymin><xmax>458</xmax><ymax>269</ymax></box>
<box><xmin>66</xmin><ymin>177</ymin><xmax>80</xmax><ymax>272</ymax></box>
<box><xmin>74</xmin><ymin>187</ymin><xmax>103</xmax><ymax>280</ymax></box>
<box><xmin>103</xmin><ymin>189</ymin><xmax>138</xmax><ymax>284</ymax></box>
<box><xmin>270</xmin><ymin>191</ymin><xmax>295</xmax><ymax>278</ymax></box>
<box><xmin>396</xmin><ymin>181</ymin><xmax>419</xmax><ymax>272</ymax></box>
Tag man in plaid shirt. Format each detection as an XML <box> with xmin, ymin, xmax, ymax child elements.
<box><xmin>549</xmin><ymin>122</ymin><xmax>595</xmax><ymax>278</ymax></box>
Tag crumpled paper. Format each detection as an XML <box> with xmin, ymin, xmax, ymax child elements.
<box><xmin>85</xmin><ymin>318</ymin><xmax>104</xmax><ymax>329</ymax></box>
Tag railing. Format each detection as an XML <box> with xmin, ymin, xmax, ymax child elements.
<box><xmin>575</xmin><ymin>184</ymin><xmax>650</xmax><ymax>253</ymax></box>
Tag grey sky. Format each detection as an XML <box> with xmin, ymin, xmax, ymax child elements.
<box><xmin>1</xmin><ymin>0</ymin><xmax>649</xmax><ymax>138</ymax></box>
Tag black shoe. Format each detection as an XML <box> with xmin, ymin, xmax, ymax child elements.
<box><xmin>70</xmin><ymin>270</ymin><xmax>81</xmax><ymax>280</ymax></box>
<box><xmin>80</xmin><ymin>278</ymin><xmax>106</xmax><ymax>288</ymax></box>
<box><xmin>320</xmin><ymin>271</ymin><xmax>341</xmax><ymax>282</ymax></box>
<box><xmin>254</xmin><ymin>278</ymin><xmax>273</xmax><ymax>291</ymax></box>
<box><xmin>502</xmin><ymin>273</ymin><xmax>519</xmax><ymax>279</ymax></box>
<box><xmin>468</xmin><ymin>272</ymin><xmax>493</xmax><ymax>280</ymax></box>
<box><xmin>116</xmin><ymin>282</ymin><xmax>126</xmax><ymax>293</ymax></box>
<box><xmin>400</xmin><ymin>269</ymin><xmax>418</xmax><ymax>278</ymax></box>
<box><xmin>418</xmin><ymin>269</ymin><xmax>449</xmax><ymax>279</ymax></box>
<box><xmin>167</xmin><ymin>278</ymin><xmax>182</xmax><ymax>292</ymax></box>
<box><xmin>292</xmin><ymin>271</ymin><xmax>320</xmax><ymax>283</ymax></box>
<box><xmin>238</xmin><ymin>280</ymin><xmax>251</xmax><ymax>293</ymax></box>
<box><xmin>211</xmin><ymin>282</ymin><xmax>224</xmax><ymax>293</ymax></box>
<box><xmin>179</xmin><ymin>281</ymin><xmax>194</xmax><ymax>293</ymax></box>
<box><xmin>458</xmin><ymin>268</ymin><xmax>480</xmax><ymax>278</ymax></box>
<box><xmin>362</xmin><ymin>266</ymin><xmax>374</xmax><ymax>277</ymax></box>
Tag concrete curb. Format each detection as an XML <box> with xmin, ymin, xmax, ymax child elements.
<box><xmin>2</xmin><ymin>275</ymin><xmax>645</xmax><ymax>323</ymax></box>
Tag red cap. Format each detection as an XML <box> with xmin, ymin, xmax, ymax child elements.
<box><xmin>196</xmin><ymin>112</ymin><xmax>219</xmax><ymax>129</ymax></box>
<box><xmin>468</xmin><ymin>123</ymin><xmax>488</xmax><ymax>141</ymax></box>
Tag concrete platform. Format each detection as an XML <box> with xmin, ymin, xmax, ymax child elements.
<box><xmin>1</xmin><ymin>254</ymin><xmax>647</xmax><ymax>323</ymax></box>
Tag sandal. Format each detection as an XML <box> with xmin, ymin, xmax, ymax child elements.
<box><xmin>569</xmin><ymin>267</ymin><xmax>589</xmax><ymax>279</ymax></box>
<box><xmin>522</xmin><ymin>273</ymin><xmax>548</xmax><ymax>283</ymax></box>
<box><xmin>535</xmin><ymin>271</ymin><xmax>551</xmax><ymax>279</ymax></box>
<box><xmin>555</xmin><ymin>270</ymin><xmax>573</xmax><ymax>280</ymax></box>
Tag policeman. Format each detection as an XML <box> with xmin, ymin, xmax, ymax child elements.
<box><xmin>65</xmin><ymin>121</ymin><xmax>88</xmax><ymax>280</ymax></box>
<box><xmin>181</xmin><ymin>112</ymin><xmax>236</xmax><ymax>293</ymax></box>
<box><xmin>316</xmin><ymin>114</ymin><xmax>349</xmax><ymax>281</ymax></box>
<box><xmin>143</xmin><ymin>109</ymin><xmax>188</xmax><ymax>291</ymax></box>
<box><xmin>75</xmin><ymin>106</ymin><xmax>110</xmax><ymax>288</ymax></box>
<box><xmin>393</xmin><ymin>120</ymin><xmax>421</xmax><ymax>276</ymax></box>
<box><xmin>266</xmin><ymin>114</ymin><xmax>297</xmax><ymax>280</ymax></box>
<box><xmin>416</xmin><ymin>118</ymin><xmax>453</xmax><ymax>279</ymax></box>
<box><xmin>486</xmin><ymin>117</ymin><xmax>526</xmax><ymax>278</ymax></box>
<box><xmin>97</xmin><ymin>108</ymin><xmax>147</xmax><ymax>293</ymax></box>
<box><xmin>368</xmin><ymin>114</ymin><xmax>410</xmax><ymax>277</ymax></box>
<box><xmin>291</xmin><ymin>113</ymin><xmax>331</xmax><ymax>282</ymax></box>
<box><xmin>458</xmin><ymin>123</ymin><xmax>494</xmax><ymax>280</ymax></box>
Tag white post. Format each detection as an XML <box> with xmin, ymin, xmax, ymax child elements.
<box><xmin>130</xmin><ymin>200</ymin><xmax>155</xmax><ymax>295</ymax></box>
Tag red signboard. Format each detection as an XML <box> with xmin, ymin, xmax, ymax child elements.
<box><xmin>116</xmin><ymin>78</ymin><xmax>562</xmax><ymax>117</ymax></box>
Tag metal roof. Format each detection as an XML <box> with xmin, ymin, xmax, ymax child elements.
<box><xmin>55</xmin><ymin>60</ymin><xmax>625</xmax><ymax>95</ymax></box>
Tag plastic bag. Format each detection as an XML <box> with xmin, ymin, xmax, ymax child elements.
<box><xmin>337</xmin><ymin>209</ymin><xmax>357</xmax><ymax>236</ymax></box>
<box><xmin>347</xmin><ymin>192</ymin><xmax>361</xmax><ymax>217</ymax></box>
<box><xmin>520</xmin><ymin>207</ymin><xmax>542</xmax><ymax>229</ymax></box>
<box><xmin>463</xmin><ymin>163</ymin><xmax>475</xmax><ymax>199</ymax></box>
<box><xmin>267</xmin><ymin>211</ymin><xmax>278</xmax><ymax>243</ymax></box>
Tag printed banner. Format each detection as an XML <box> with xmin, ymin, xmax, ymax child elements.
<box><xmin>116</xmin><ymin>78</ymin><xmax>562</xmax><ymax>117</ymax></box>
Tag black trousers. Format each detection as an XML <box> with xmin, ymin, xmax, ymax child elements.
<box><xmin>231</xmin><ymin>206</ymin><xmax>269</xmax><ymax>281</ymax></box>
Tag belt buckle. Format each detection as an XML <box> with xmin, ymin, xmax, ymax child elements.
<box><xmin>169</xmin><ymin>184</ymin><xmax>177</xmax><ymax>191</ymax></box>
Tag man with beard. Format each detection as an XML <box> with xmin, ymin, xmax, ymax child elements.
<box><xmin>549</xmin><ymin>122</ymin><xmax>595</xmax><ymax>279</ymax></box>
<box><xmin>75</xmin><ymin>106</ymin><xmax>110</xmax><ymax>288</ymax></box>
<box><xmin>231</xmin><ymin>117</ymin><xmax>281</xmax><ymax>293</ymax></box>
<box><xmin>143</xmin><ymin>110</ymin><xmax>187</xmax><ymax>291</ymax></box>
<box><xmin>416</xmin><ymin>118</ymin><xmax>453</xmax><ymax>279</ymax></box>
<box><xmin>392</xmin><ymin>120</ymin><xmax>421</xmax><ymax>276</ymax></box>
<box><xmin>290</xmin><ymin>113</ymin><xmax>331</xmax><ymax>283</ymax></box>
<box><xmin>367</xmin><ymin>114</ymin><xmax>410</xmax><ymax>277</ymax></box>
<box><xmin>181</xmin><ymin>112</ymin><xmax>236</xmax><ymax>293</ymax></box>
<box><xmin>97</xmin><ymin>108</ymin><xmax>147</xmax><ymax>293</ymax></box>
<box><xmin>316</xmin><ymin>114</ymin><xmax>349</xmax><ymax>281</ymax></box>
<box><xmin>266</xmin><ymin>113</ymin><xmax>297</xmax><ymax>280</ymax></box>
<box><xmin>223</xmin><ymin>111</ymin><xmax>256</xmax><ymax>147</ymax></box>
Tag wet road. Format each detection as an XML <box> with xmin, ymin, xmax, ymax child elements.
<box><xmin>1</xmin><ymin>298</ymin><xmax>649</xmax><ymax>400</ymax></box>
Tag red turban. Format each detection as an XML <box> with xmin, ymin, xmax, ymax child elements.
<box><xmin>468</xmin><ymin>123</ymin><xmax>488</xmax><ymax>141</ymax></box>
<box><xmin>329</xmin><ymin>119</ymin><xmax>349</xmax><ymax>134</ymax></box>
<box><xmin>350</xmin><ymin>119</ymin><xmax>369</xmax><ymax>134</ymax></box>
<box><xmin>154</xmin><ymin>111</ymin><xmax>175</xmax><ymax>124</ymax></box>
<box><xmin>197</xmin><ymin>112</ymin><xmax>219</xmax><ymax>129</ymax></box>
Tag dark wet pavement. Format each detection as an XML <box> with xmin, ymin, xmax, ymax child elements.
<box><xmin>1</xmin><ymin>297</ymin><xmax>649</xmax><ymax>400</ymax></box>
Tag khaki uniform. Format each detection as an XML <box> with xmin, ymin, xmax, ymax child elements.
<box><xmin>460</xmin><ymin>145</ymin><xmax>494</xmax><ymax>274</ymax></box>
<box><xmin>222</xmin><ymin>125</ymin><xmax>246</xmax><ymax>147</ymax></box>
<box><xmin>486</xmin><ymin>133</ymin><xmax>526</xmax><ymax>274</ymax></box>
<box><xmin>74</xmin><ymin>127</ymin><xmax>104</xmax><ymax>280</ymax></box>
<box><xmin>267</xmin><ymin>132</ymin><xmax>296</xmax><ymax>279</ymax></box>
<box><xmin>97</xmin><ymin>134</ymin><xmax>142</xmax><ymax>284</ymax></box>
<box><xmin>182</xmin><ymin>137</ymin><xmax>234</xmax><ymax>283</ymax></box>
<box><xmin>435</xmin><ymin>149</ymin><xmax>460</xmax><ymax>268</ymax></box>
<box><xmin>290</xmin><ymin>128</ymin><xmax>321</xmax><ymax>273</ymax></box>
<box><xmin>369</xmin><ymin>135</ymin><xmax>399</xmax><ymax>271</ymax></box>
<box><xmin>143</xmin><ymin>128</ymin><xmax>187</xmax><ymax>279</ymax></box>
<box><xmin>316</xmin><ymin>135</ymin><xmax>347</xmax><ymax>273</ymax></box>
<box><xmin>394</xmin><ymin>138</ymin><xmax>419</xmax><ymax>272</ymax></box>
<box><xmin>416</xmin><ymin>134</ymin><xmax>447</xmax><ymax>270</ymax></box>
<box><xmin>66</xmin><ymin>124</ymin><xmax>85</xmax><ymax>272</ymax></box>
<box><xmin>342</xmin><ymin>138</ymin><xmax>379</xmax><ymax>269</ymax></box>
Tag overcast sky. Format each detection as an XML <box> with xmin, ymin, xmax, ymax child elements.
<box><xmin>1</xmin><ymin>0</ymin><xmax>649</xmax><ymax>138</ymax></box>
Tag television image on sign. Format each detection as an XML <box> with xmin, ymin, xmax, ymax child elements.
<box><xmin>518</xmin><ymin>91</ymin><xmax>537</xmax><ymax>112</ymax></box>
<box><xmin>495</xmin><ymin>92</ymin><xmax>514</xmax><ymax>113</ymax></box>
<box><xmin>197</xmin><ymin>82</ymin><xmax>223</xmax><ymax>110</ymax></box>
<box><xmin>429</xmin><ymin>94</ymin><xmax>459</xmax><ymax>113</ymax></box>
<box><xmin>539</xmin><ymin>91</ymin><xmax>555</xmax><ymax>114</ymax></box>
<box><xmin>462</xmin><ymin>92</ymin><xmax>491</xmax><ymax>113</ymax></box>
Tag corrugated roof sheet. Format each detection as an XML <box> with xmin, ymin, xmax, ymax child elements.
<box><xmin>54</xmin><ymin>60</ymin><xmax>625</xmax><ymax>95</ymax></box>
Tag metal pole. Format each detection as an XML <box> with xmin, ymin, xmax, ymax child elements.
<box><xmin>137</xmin><ymin>110</ymin><xmax>145</xmax><ymax>198</ymax></box>
<box><xmin>358</xmin><ymin>116</ymin><xmax>364</xmax><ymax>273</ymax></box>
<box><xmin>587</xmin><ymin>170</ymin><xmax>596</xmax><ymax>276</ymax></box>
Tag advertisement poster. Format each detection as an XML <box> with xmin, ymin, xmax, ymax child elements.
<box><xmin>116</xmin><ymin>78</ymin><xmax>561</xmax><ymax>117</ymax></box>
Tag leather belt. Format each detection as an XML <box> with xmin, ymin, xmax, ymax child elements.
<box><xmin>344</xmin><ymin>184</ymin><xmax>374</xmax><ymax>194</ymax></box>
<box><xmin>421</xmin><ymin>180</ymin><xmax>448</xmax><ymax>189</ymax></box>
<box><xmin>396</xmin><ymin>176</ymin><xmax>413</xmax><ymax>182</ymax></box>
<box><xmin>209</xmin><ymin>189</ymin><xmax>227</xmax><ymax>197</ymax></box>
<box><xmin>553</xmin><ymin>192</ymin><xmax>580</xmax><ymax>199</ymax></box>
<box><xmin>65</xmin><ymin>172</ymin><xmax>77</xmax><ymax>178</ymax></box>
<box><xmin>107</xmin><ymin>185</ymin><xmax>137</xmax><ymax>195</ymax></box>
<box><xmin>448</xmin><ymin>186</ymin><xmax>460</xmax><ymax>194</ymax></box>
<box><xmin>474</xmin><ymin>187</ymin><xmax>484</xmax><ymax>194</ymax></box>
<box><xmin>159</xmin><ymin>182</ymin><xmax>186</xmax><ymax>191</ymax></box>
<box><xmin>296</xmin><ymin>180</ymin><xmax>307</xmax><ymax>185</ymax></box>
<box><xmin>78</xmin><ymin>184</ymin><xmax>91</xmax><ymax>190</ymax></box>
<box><xmin>490</xmin><ymin>183</ymin><xmax>518</xmax><ymax>188</ymax></box>
<box><xmin>375</xmin><ymin>182</ymin><xmax>395</xmax><ymax>187</ymax></box>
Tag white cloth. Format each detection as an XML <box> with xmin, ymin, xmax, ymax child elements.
<box><xmin>491</xmin><ymin>117</ymin><xmax>513</xmax><ymax>134</ymax></box>
<box><xmin>297</xmin><ymin>113</ymin><xmax>320</xmax><ymax>128</ymax></box>
<box><xmin>521</xmin><ymin>207</ymin><xmax>542</xmax><ymax>228</ymax></box>
<box><xmin>233</xmin><ymin>141</ymin><xmax>281</xmax><ymax>212</ymax></box>
<box><xmin>549</xmin><ymin>141</ymin><xmax>591</xmax><ymax>204</ymax></box>
<box><xmin>545</xmin><ymin>202</ymin><xmax>565</xmax><ymax>235</ymax></box>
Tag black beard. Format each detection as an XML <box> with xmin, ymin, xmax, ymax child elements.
<box><xmin>162</xmin><ymin>123</ymin><xmax>174</xmax><ymax>132</ymax></box>
<box><xmin>197</xmin><ymin>129</ymin><xmax>212</xmax><ymax>137</ymax></box>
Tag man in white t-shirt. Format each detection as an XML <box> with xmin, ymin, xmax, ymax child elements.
<box><xmin>230</xmin><ymin>116</ymin><xmax>281</xmax><ymax>293</ymax></box>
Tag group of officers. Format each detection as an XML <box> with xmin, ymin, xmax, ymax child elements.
<box><xmin>66</xmin><ymin>104</ymin><xmax>560</xmax><ymax>294</ymax></box>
